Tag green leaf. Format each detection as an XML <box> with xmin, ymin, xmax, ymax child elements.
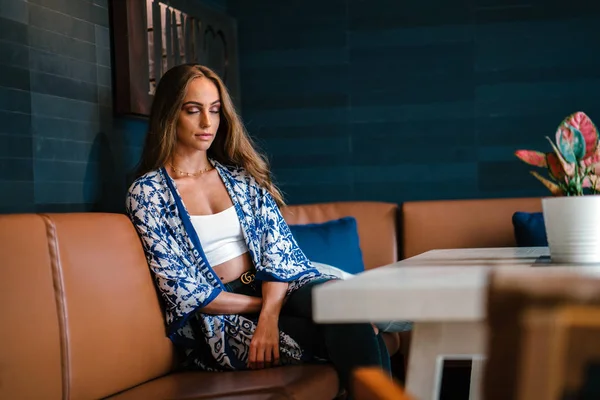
<box><xmin>546</xmin><ymin>137</ymin><xmax>575</xmax><ymax>177</ymax></box>
<box><xmin>557</xmin><ymin>123</ymin><xmax>586</xmax><ymax>163</ymax></box>
<box><xmin>567</xmin><ymin>124</ymin><xmax>586</xmax><ymax>160</ymax></box>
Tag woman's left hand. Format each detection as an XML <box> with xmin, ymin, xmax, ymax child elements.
<box><xmin>248</xmin><ymin>314</ymin><xmax>280</xmax><ymax>369</ymax></box>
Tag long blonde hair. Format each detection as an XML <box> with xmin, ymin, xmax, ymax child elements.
<box><xmin>137</xmin><ymin>64</ymin><xmax>285</xmax><ymax>206</ymax></box>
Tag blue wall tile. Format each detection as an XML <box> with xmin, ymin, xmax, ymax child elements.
<box><xmin>0</xmin><ymin>134</ymin><xmax>32</xmax><ymax>158</ymax></box>
<box><xmin>241</xmin><ymin>48</ymin><xmax>348</xmax><ymax>69</ymax></box>
<box><xmin>279</xmin><ymin>183</ymin><xmax>354</xmax><ymax>204</ymax></box>
<box><xmin>245</xmin><ymin>107</ymin><xmax>349</xmax><ymax>128</ymax></box>
<box><xmin>0</xmin><ymin>17</ymin><xmax>28</xmax><ymax>44</ymax></box>
<box><xmin>95</xmin><ymin>45</ymin><xmax>111</xmax><ymax>68</ymax></box>
<box><xmin>28</xmin><ymin>3</ymin><xmax>95</xmax><ymax>43</ymax></box>
<box><xmin>241</xmin><ymin>65</ymin><xmax>349</xmax><ymax>97</ymax></box>
<box><xmin>30</xmin><ymin>71</ymin><xmax>98</xmax><ymax>102</ymax></box>
<box><xmin>0</xmin><ymin>40</ymin><xmax>29</xmax><ymax>68</ymax></box>
<box><xmin>28</xmin><ymin>26</ymin><xmax>96</xmax><ymax>63</ymax></box>
<box><xmin>0</xmin><ymin>181</ymin><xmax>34</xmax><ymax>210</ymax></box>
<box><xmin>349</xmin><ymin>24</ymin><xmax>473</xmax><ymax>48</ymax></box>
<box><xmin>238</xmin><ymin>20</ymin><xmax>347</xmax><ymax>52</ymax></box>
<box><xmin>33</xmin><ymin>136</ymin><xmax>96</xmax><ymax>163</ymax></box>
<box><xmin>28</xmin><ymin>0</ymin><xmax>99</xmax><ymax>26</ymax></box>
<box><xmin>254</xmin><ymin>123</ymin><xmax>350</xmax><ymax>139</ymax></box>
<box><xmin>33</xmin><ymin>159</ymin><xmax>91</xmax><ymax>182</ymax></box>
<box><xmin>0</xmin><ymin>88</ymin><xmax>30</xmax><ymax>113</ymax></box>
<box><xmin>29</xmin><ymin>49</ymin><xmax>97</xmax><ymax>84</ymax></box>
<box><xmin>31</xmin><ymin>115</ymin><xmax>98</xmax><ymax>141</ymax></box>
<box><xmin>95</xmin><ymin>25</ymin><xmax>111</xmax><ymax>49</ymax></box>
<box><xmin>31</xmin><ymin>93</ymin><xmax>98</xmax><ymax>122</ymax></box>
<box><xmin>349</xmin><ymin>102</ymin><xmax>474</xmax><ymax>124</ymax></box>
<box><xmin>348</xmin><ymin>0</ymin><xmax>473</xmax><ymax>29</ymax></box>
<box><xmin>0</xmin><ymin>64</ymin><xmax>30</xmax><ymax>91</ymax></box>
<box><xmin>0</xmin><ymin>158</ymin><xmax>33</xmax><ymax>180</ymax></box>
<box><xmin>478</xmin><ymin>161</ymin><xmax>534</xmax><ymax>192</ymax></box>
<box><xmin>0</xmin><ymin>0</ymin><xmax>28</xmax><ymax>24</ymax></box>
<box><xmin>230</xmin><ymin>0</ymin><xmax>346</xmax><ymax>20</ymax></box>
<box><xmin>0</xmin><ymin>110</ymin><xmax>30</xmax><ymax>135</ymax></box>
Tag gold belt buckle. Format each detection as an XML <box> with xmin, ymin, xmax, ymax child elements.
<box><xmin>240</xmin><ymin>271</ymin><xmax>255</xmax><ymax>284</ymax></box>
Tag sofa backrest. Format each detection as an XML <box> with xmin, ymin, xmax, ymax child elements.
<box><xmin>0</xmin><ymin>213</ymin><xmax>175</xmax><ymax>400</ymax></box>
<box><xmin>44</xmin><ymin>213</ymin><xmax>174</xmax><ymax>399</ymax></box>
<box><xmin>281</xmin><ymin>202</ymin><xmax>399</xmax><ymax>270</ymax></box>
<box><xmin>0</xmin><ymin>214</ymin><xmax>63</xmax><ymax>399</ymax></box>
<box><xmin>401</xmin><ymin>197</ymin><xmax>542</xmax><ymax>259</ymax></box>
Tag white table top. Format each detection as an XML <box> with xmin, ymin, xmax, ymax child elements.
<box><xmin>312</xmin><ymin>247</ymin><xmax>600</xmax><ymax>323</ymax></box>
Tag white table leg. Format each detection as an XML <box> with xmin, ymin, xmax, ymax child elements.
<box><xmin>468</xmin><ymin>356</ymin><xmax>486</xmax><ymax>400</ymax></box>
<box><xmin>405</xmin><ymin>322</ymin><xmax>486</xmax><ymax>400</ymax></box>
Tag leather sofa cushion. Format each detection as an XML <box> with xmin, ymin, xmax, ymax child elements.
<box><xmin>44</xmin><ymin>213</ymin><xmax>174</xmax><ymax>399</ymax></box>
<box><xmin>0</xmin><ymin>214</ymin><xmax>63</xmax><ymax>399</ymax></box>
<box><xmin>107</xmin><ymin>365</ymin><xmax>339</xmax><ymax>400</ymax></box>
<box><xmin>282</xmin><ymin>202</ymin><xmax>398</xmax><ymax>270</ymax></box>
<box><xmin>402</xmin><ymin>197</ymin><xmax>542</xmax><ymax>259</ymax></box>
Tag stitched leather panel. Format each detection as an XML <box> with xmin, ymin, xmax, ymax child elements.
<box><xmin>0</xmin><ymin>214</ymin><xmax>63</xmax><ymax>399</ymax></box>
<box><xmin>45</xmin><ymin>213</ymin><xmax>174</xmax><ymax>400</ymax></box>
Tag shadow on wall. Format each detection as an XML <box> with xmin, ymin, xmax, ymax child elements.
<box><xmin>85</xmin><ymin>131</ymin><xmax>122</xmax><ymax>214</ymax></box>
<box><xmin>85</xmin><ymin>118</ymin><xmax>145</xmax><ymax>214</ymax></box>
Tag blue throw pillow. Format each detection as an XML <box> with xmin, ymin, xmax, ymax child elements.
<box><xmin>288</xmin><ymin>216</ymin><xmax>365</xmax><ymax>275</ymax></box>
<box><xmin>512</xmin><ymin>212</ymin><xmax>548</xmax><ymax>247</ymax></box>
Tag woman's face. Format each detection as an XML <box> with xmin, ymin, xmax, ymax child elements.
<box><xmin>175</xmin><ymin>77</ymin><xmax>221</xmax><ymax>153</ymax></box>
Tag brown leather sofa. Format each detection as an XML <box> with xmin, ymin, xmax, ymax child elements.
<box><xmin>0</xmin><ymin>197</ymin><xmax>542</xmax><ymax>399</ymax></box>
<box><xmin>401</xmin><ymin>197</ymin><xmax>542</xmax><ymax>258</ymax></box>
<box><xmin>0</xmin><ymin>202</ymin><xmax>401</xmax><ymax>400</ymax></box>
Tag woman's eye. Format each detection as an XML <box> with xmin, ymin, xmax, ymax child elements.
<box><xmin>186</xmin><ymin>107</ymin><xmax>200</xmax><ymax>114</ymax></box>
<box><xmin>209</xmin><ymin>108</ymin><xmax>220</xmax><ymax>114</ymax></box>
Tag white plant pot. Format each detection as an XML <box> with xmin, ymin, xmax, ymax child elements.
<box><xmin>542</xmin><ymin>195</ymin><xmax>600</xmax><ymax>264</ymax></box>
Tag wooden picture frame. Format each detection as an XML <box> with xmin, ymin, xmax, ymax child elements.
<box><xmin>109</xmin><ymin>0</ymin><xmax>240</xmax><ymax>117</ymax></box>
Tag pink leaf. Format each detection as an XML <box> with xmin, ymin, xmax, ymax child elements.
<box><xmin>583</xmin><ymin>175</ymin><xmax>600</xmax><ymax>190</ymax></box>
<box><xmin>515</xmin><ymin>150</ymin><xmax>547</xmax><ymax>167</ymax></box>
<box><xmin>547</xmin><ymin>152</ymin><xmax>568</xmax><ymax>180</ymax></box>
<box><xmin>530</xmin><ymin>171</ymin><xmax>564</xmax><ymax>196</ymax></box>
<box><xmin>583</xmin><ymin>146</ymin><xmax>600</xmax><ymax>167</ymax></box>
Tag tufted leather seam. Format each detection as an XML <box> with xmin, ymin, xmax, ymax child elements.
<box><xmin>41</xmin><ymin>214</ymin><xmax>71</xmax><ymax>400</ymax></box>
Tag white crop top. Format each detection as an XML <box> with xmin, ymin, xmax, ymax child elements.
<box><xmin>190</xmin><ymin>206</ymin><xmax>249</xmax><ymax>267</ymax></box>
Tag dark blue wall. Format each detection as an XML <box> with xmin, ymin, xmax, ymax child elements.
<box><xmin>229</xmin><ymin>0</ymin><xmax>600</xmax><ymax>205</ymax></box>
<box><xmin>0</xmin><ymin>0</ymin><xmax>228</xmax><ymax>214</ymax></box>
<box><xmin>2</xmin><ymin>0</ymin><xmax>600</xmax><ymax>213</ymax></box>
<box><xmin>0</xmin><ymin>0</ymin><xmax>139</xmax><ymax>213</ymax></box>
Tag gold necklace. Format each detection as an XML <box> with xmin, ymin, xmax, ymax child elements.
<box><xmin>169</xmin><ymin>162</ymin><xmax>213</xmax><ymax>177</ymax></box>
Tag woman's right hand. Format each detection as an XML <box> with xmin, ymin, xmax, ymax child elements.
<box><xmin>248</xmin><ymin>314</ymin><xmax>280</xmax><ymax>369</ymax></box>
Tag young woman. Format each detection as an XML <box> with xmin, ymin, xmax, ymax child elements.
<box><xmin>125</xmin><ymin>64</ymin><xmax>390</xmax><ymax>394</ymax></box>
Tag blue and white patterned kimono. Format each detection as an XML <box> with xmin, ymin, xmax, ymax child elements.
<box><xmin>126</xmin><ymin>160</ymin><xmax>324</xmax><ymax>371</ymax></box>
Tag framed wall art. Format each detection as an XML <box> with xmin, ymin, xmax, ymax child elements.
<box><xmin>110</xmin><ymin>0</ymin><xmax>240</xmax><ymax>117</ymax></box>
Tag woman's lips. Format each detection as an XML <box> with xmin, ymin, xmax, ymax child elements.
<box><xmin>195</xmin><ymin>133</ymin><xmax>213</xmax><ymax>140</ymax></box>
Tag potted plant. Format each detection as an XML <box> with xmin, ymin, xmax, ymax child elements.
<box><xmin>515</xmin><ymin>111</ymin><xmax>600</xmax><ymax>263</ymax></box>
